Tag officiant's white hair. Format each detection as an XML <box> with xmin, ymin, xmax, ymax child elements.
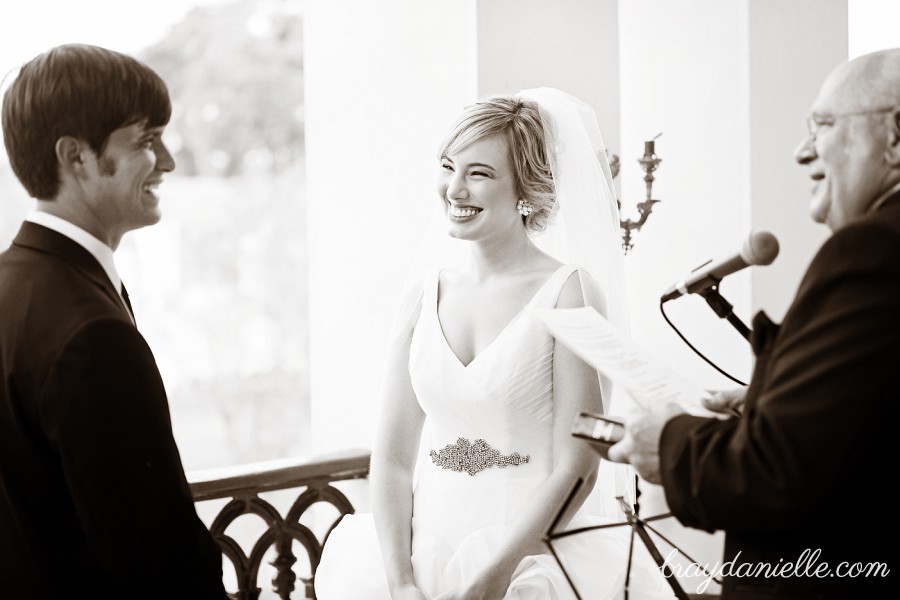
<box><xmin>438</xmin><ymin>96</ymin><xmax>557</xmax><ymax>236</ymax></box>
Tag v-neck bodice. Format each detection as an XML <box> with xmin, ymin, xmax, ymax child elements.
<box><xmin>409</xmin><ymin>264</ymin><xmax>578</xmax><ymax>482</ymax></box>
<box><xmin>435</xmin><ymin>264</ymin><xmax>575</xmax><ymax>369</ymax></box>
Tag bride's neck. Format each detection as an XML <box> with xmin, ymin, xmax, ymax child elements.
<box><xmin>467</xmin><ymin>228</ymin><xmax>542</xmax><ymax>277</ymax></box>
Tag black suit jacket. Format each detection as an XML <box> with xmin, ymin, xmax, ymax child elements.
<box><xmin>0</xmin><ymin>222</ymin><xmax>226</xmax><ymax>598</ymax></box>
<box><xmin>660</xmin><ymin>194</ymin><xmax>900</xmax><ymax>599</ymax></box>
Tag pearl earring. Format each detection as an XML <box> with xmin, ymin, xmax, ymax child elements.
<box><xmin>516</xmin><ymin>199</ymin><xmax>534</xmax><ymax>216</ymax></box>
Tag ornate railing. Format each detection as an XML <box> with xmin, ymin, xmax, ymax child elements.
<box><xmin>188</xmin><ymin>449</ymin><xmax>371</xmax><ymax>600</ymax></box>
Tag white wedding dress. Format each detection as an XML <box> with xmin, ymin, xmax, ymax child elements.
<box><xmin>315</xmin><ymin>265</ymin><xmax>674</xmax><ymax>599</ymax></box>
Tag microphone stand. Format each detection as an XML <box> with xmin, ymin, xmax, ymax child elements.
<box><xmin>698</xmin><ymin>284</ymin><xmax>750</xmax><ymax>342</ymax></box>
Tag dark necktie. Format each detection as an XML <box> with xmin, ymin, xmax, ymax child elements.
<box><xmin>120</xmin><ymin>283</ymin><xmax>136</xmax><ymax>326</ymax></box>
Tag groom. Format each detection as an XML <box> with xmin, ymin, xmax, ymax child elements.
<box><xmin>0</xmin><ymin>45</ymin><xmax>226</xmax><ymax>598</ymax></box>
<box><xmin>608</xmin><ymin>49</ymin><xmax>899</xmax><ymax>598</ymax></box>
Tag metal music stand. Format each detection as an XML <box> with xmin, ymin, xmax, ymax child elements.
<box><xmin>543</xmin><ymin>476</ymin><xmax>722</xmax><ymax>600</ymax></box>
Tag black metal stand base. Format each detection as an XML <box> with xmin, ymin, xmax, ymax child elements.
<box><xmin>544</xmin><ymin>478</ymin><xmax>723</xmax><ymax>600</ymax></box>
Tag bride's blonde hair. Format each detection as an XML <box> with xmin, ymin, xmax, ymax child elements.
<box><xmin>438</xmin><ymin>96</ymin><xmax>556</xmax><ymax>236</ymax></box>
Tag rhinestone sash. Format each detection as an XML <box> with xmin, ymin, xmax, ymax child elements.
<box><xmin>429</xmin><ymin>437</ymin><xmax>530</xmax><ymax>476</ymax></box>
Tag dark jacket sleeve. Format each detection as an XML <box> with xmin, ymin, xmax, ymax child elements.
<box><xmin>659</xmin><ymin>221</ymin><xmax>900</xmax><ymax>533</ymax></box>
<box><xmin>40</xmin><ymin>318</ymin><xmax>227</xmax><ymax>598</ymax></box>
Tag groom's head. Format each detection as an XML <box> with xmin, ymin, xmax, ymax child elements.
<box><xmin>2</xmin><ymin>43</ymin><xmax>173</xmax><ymax>201</ymax></box>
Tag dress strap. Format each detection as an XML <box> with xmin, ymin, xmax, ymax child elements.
<box><xmin>425</xmin><ymin>269</ymin><xmax>443</xmax><ymax>314</ymax></box>
<box><xmin>528</xmin><ymin>264</ymin><xmax>581</xmax><ymax>309</ymax></box>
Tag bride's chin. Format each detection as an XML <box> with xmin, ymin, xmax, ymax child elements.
<box><xmin>446</xmin><ymin>226</ymin><xmax>475</xmax><ymax>241</ymax></box>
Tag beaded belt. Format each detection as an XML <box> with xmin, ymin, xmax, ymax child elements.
<box><xmin>429</xmin><ymin>437</ymin><xmax>530</xmax><ymax>476</ymax></box>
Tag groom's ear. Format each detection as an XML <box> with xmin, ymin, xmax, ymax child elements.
<box><xmin>56</xmin><ymin>136</ymin><xmax>91</xmax><ymax>177</ymax></box>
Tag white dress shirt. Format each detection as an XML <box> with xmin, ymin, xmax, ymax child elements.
<box><xmin>25</xmin><ymin>211</ymin><xmax>132</xmax><ymax>317</ymax></box>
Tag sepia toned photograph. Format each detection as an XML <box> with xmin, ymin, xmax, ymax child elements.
<box><xmin>1</xmin><ymin>1</ymin><xmax>896</xmax><ymax>598</ymax></box>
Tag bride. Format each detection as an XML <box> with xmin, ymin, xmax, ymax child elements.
<box><xmin>315</xmin><ymin>89</ymin><xmax>672</xmax><ymax>600</ymax></box>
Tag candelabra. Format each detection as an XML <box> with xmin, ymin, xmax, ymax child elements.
<box><xmin>610</xmin><ymin>134</ymin><xmax>663</xmax><ymax>254</ymax></box>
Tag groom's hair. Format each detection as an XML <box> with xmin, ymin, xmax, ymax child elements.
<box><xmin>438</xmin><ymin>96</ymin><xmax>557</xmax><ymax>236</ymax></box>
<box><xmin>2</xmin><ymin>43</ymin><xmax>171</xmax><ymax>200</ymax></box>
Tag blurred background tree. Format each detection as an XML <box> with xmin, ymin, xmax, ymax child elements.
<box><xmin>141</xmin><ymin>0</ymin><xmax>304</xmax><ymax>177</ymax></box>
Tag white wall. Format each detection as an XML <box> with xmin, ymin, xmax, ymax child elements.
<box><xmin>849</xmin><ymin>0</ymin><xmax>900</xmax><ymax>58</ymax></box>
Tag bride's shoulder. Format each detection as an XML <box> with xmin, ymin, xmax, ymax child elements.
<box><xmin>557</xmin><ymin>266</ymin><xmax>606</xmax><ymax>311</ymax></box>
<box><xmin>437</xmin><ymin>266</ymin><xmax>464</xmax><ymax>289</ymax></box>
<box><xmin>530</xmin><ymin>252</ymin><xmax>564</xmax><ymax>278</ymax></box>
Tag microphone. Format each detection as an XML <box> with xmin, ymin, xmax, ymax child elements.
<box><xmin>661</xmin><ymin>230</ymin><xmax>779</xmax><ymax>303</ymax></box>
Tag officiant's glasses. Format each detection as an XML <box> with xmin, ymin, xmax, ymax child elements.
<box><xmin>805</xmin><ymin>106</ymin><xmax>898</xmax><ymax>142</ymax></box>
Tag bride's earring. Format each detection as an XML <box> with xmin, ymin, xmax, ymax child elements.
<box><xmin>516</xmin><ymin>199</ymin><xmax>534</xmax><ymax>216</ymax></box>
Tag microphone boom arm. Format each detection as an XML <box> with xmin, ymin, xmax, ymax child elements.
<box><xmin>699</xmin><ymin>285</ymin><xmax>751</xmax><ymax>342</ymax></box>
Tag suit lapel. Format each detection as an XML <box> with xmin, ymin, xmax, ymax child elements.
<box><xmin>12</xmin><ymin>222</ymin><xmax>129</xmax><ymax>320</ymax></box>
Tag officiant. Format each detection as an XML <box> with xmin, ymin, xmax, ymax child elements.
<box><xmin>608</xmin><ymin>48</ymin><xmax>899</xmax><ymax>599</ymax></box>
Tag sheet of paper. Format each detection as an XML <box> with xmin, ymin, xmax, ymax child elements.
<box><xmin>533</xmin><ymin>306</ymin><xmax>720</xmax><ymax>417</ymax></box>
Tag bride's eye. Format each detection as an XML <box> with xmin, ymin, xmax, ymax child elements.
<box><xmin>441</xmin><ymin>162</ymin><xmax>454</xmax><ymax>172</ymax></box>
<box><xmin>470</xmin><ymin>170</ymin><xmax>489</xmax><ymax>178</ymax></box>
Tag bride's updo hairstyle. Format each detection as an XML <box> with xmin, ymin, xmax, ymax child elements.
<box><xmin>438</xmin><ymin>96</ymin><xmax>556</xmax><ymax>236</ymax></box>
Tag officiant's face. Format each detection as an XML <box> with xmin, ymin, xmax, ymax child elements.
<box><xmin>795</xmin><ymin>59</ymin><xmax>894</xmax><ymax>231</ymax></box>
<box><xmin>438</xmin><ymin>133</ymin><xmax>523</xmax><ymax>242</ymax></box>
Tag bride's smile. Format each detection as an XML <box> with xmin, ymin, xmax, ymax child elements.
<box><xmin>447</xmin><ymin>203</ymin><xmax>483</xmax><ymax>219</ymax></box>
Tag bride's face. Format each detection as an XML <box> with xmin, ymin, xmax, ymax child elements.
<box><xmin>438</xmin><ymin>133</ymin><xmax>522</xmax><ymax>242</ymax></box>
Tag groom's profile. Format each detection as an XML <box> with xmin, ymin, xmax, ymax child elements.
<box><xmin>0</xmin><ymin>44</ymin><xmax>226</xmax><ymax>598</ymax></box>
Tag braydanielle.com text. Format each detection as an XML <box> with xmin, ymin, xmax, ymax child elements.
<box><xmin>661</xmin><ymin>548</ymin><xmax>891</xmax><ymax>594</ymax></box>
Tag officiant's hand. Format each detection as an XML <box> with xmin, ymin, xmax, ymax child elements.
<box><xmin>703</xmin><ymin>387</ymin><xmax>746</xmax><ymax>417</ymax></box>
<box><xmin>607</xmin><ymin>403</ymin><xmax>685</xmax><ymax>484</ymax></box>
